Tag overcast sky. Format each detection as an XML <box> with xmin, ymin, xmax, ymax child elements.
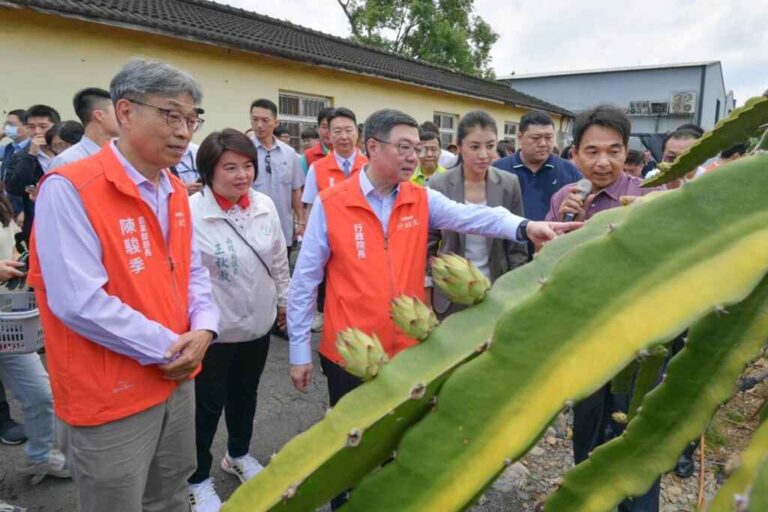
<box><xmin>222</xmin><ymin>0</ymin><xmax>766</xmax><ymax>105</ymax></box>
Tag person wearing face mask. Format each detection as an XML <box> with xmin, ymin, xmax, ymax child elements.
<box><xmin>427</xmin><ymin>111</ymin><xmax>528</xmax><ymax>317</ymax></box>
<box><xmin>4</xmin><ymin>104</ymin><xmax>61</xmax><ymax>245</ymax></box>
<box><xmin>1</xmin><ymin>110</ymin><xmax>30</xmax><ymax>182</ymax></box>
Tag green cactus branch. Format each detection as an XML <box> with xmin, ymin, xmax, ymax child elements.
<box><xmin>342</xmin><ymin>154</ymin><xmax>768</xmax><ymax>511</ymax></box>
<box><xmin>705</xmin><ymin>418</ymin><xmax>768</xmax><ymax>511</ymax></box>
<box><xmin>545</xmin><ymin>272</ymin><xmax>768</xmax><ymax>512</ymax></box>
<box><xmin>223</xmin><ymin>202</ymin><xmax>632</xmax><ymax>511</ymax></box>
<box><xmin>626</xmin><ymin>345</ymin><xmax>668</xmax><ymax>422</ymax></box>
<box><xmin>644</xmin><ymin>94</ymin><xmax>768</xmax><ymax>187</ymax></box>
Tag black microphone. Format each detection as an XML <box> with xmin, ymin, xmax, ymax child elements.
<box><xmin>563</xmin><ymin>178</ymin><xmax>593</xmax><ymax>222</ymax></box>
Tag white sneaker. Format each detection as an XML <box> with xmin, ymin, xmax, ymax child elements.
<box><xmin>220</xmin><ymin>452</ymin><xmax>264</xmax><ymax>483</ymax></box>
<box><xmin>0</xmin><ymin>501</ymin><xmax>27</xmax><ymax>512</ymax></box>
<box><xmin>311</xmin><ymin>312</ymin><xmax>324</xmax><ymax>332</ymax></box>
<box><xmin>22</xmin><ymin>448</ymin><xmax>70</xmax><ymax>485</ymax></box>
<box><xmin>188</xmin><ymin>478</ymin><xmax>222</xmax><ymax>512</ymax></box>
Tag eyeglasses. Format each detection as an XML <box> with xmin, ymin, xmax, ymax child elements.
<box><xmin>372</xmin><ymin>138</ymin><xmax>423</xmax><ymax>156</ymax></box>
<box><xmin>129</xmin><ymin>100</ymin><xmax>205</xmax><ymax>133</ymax></box>
<box><xmin>419</xmin><ymin>146</ymin><xmax>441</xmax><ymax>155</ymax></box>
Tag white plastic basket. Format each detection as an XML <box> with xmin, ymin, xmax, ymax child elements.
<box><xmin>0</xmin><ymin>291</ymin><xmax>44</xmax><ymax>354</ymax></box>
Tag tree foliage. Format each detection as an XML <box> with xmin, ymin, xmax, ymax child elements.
<box><xmin>336</xmin><ymin>0</ymin><xmax>499</xmax><ymax>78</ymax></box>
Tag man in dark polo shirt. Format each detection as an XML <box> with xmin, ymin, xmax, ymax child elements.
<box><xmin>494</xmin><ymin>110</ymin><xmax>581</xmax><ymax>221</ymax></box>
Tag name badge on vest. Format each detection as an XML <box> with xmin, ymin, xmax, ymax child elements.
<box><xmin>353</xmin><ymin>223</ymin><xmax>366</xmax><ymax>259</ymax></box>
<box><xmin>119</xmin><ymin>216</ymin><xmax>153</xmax><ymax>274</ymax></box>
<box><xmin>395</xmin><ymin>214</ymin><xmax>420</xmax><ymax>231</ymax></box>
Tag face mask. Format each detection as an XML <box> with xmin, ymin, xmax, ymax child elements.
<box><xmin>3</xmin><ymin>124</ymin><xmax>19</xmax><ymax>142</ymax></box>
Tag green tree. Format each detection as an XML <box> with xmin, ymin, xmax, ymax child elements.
<box><xmin>336</xmin><ymin>0</ymin><xmax>499</xmax><ymax>78</ymax></box>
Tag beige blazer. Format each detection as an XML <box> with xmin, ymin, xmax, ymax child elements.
<box><xmin>427</xmin><ymin>164</ymin><xmax>528</xmax><ymax>315</ymax></box>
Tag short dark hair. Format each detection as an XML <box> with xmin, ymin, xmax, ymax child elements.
<box><xmin>419</xmin><ymin>130</ymin><xmax>441</xmax><ymax>145</ymax></box>
<box><xmin>73</xmin><ymin>88</ymin><xmax>111</xmax><ymax>125</ymax></box>
<box><xmin>317</xmin><ymin>107</ymin><xmax>335</xmax><ymax>125</ymax></box>
<box><xmin>721</xmin><ymin>142</ymin><xmax>750</xmax><ymax>159</ymax></box>
<box><xmin>196</xmin><ymin>128</ymin><xmax>259</xmax><ymax>187</ymax></box>
<box><xmin>662</xmin><ymin>128</ymin><xmax>701</xmax><ymax>152</ymax></box>
<box><xmin>625</xmin><ymin>149</ymin><xmax>644</xmax><ymax>166</ymax></box>
<box><xmin>456</xmin><ymin>110</ymin><xmax>497</xmax><ymax>146</ymax></box>
<box><xmin>273</xmin><ymin>126</ymin><xmax>289</xmax><ymax>137</ymax></box>
<box><xmin>250</xmin><ymin>99</ymin><xmax>277</xmax><ymax>118</ymax></box>
<box><xmin>560</xmin><ymin>144</ymin><xmax>572</xmax><ymax>159</ymax></box>
<box><xmin>363</xmin><ymin>109</ymin><xmax>418</xmax><ymax>147</ymax></box>
<box><xmin>25</xmin><ymin>104</ymin><xmax>61</xmax><ymax>124</ymax></box>
<box><xmin>46</xmin><ymin>121</ymin><xmax>84</xmax><ymax>146</ymax></box>
<box><xmin>572</xmin><ymin>105</ymin><xmax>631</xmax><ymax>149</ymax></box>
<box><xmin>300</xmin><ymin>127</ymin><xmax>319</xmax><ymax>139</ymax></box>
<box><xmin>420</xmin><ymin>121</ymin><xmax>440</xmax><ymax>133</ymax></box>
<box><xmin>8</xmin><ymin>109</ymin><xmax>27</xmax><ymax>123</ymax></box>
<box><xmin>676</xmin><ymin>123</ymin><xmax>704</xmax><ymax>137</ymax></box>
<box><xmin>520</xmin><ymin>110</ymin><xmax>554</xmax><ymax>133</ymax></box>
<box><xmin>328</xmin><ymin>107</ymin><xmax>357</xmax><ymax>127</ymax></box>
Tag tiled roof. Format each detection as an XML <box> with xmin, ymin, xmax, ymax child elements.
<box><xmin>7</xmin><ymin>0</ymin><xmax>572</xmax><ymax>116</ymax></box>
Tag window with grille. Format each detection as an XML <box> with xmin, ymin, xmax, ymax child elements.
<box><xmin>433</xmin><ymin>112</ymin><xmax>458</xmax><ymax>147</ymax></box>
<box><xmin>278</xmin><ymin>92</ymin><xmax>332</xmax><ymax>151</ymax></box>
<box><xmin>503</xmin><ymin>121</ymin><xmax>519</xmax><ymax>148</ymax></box>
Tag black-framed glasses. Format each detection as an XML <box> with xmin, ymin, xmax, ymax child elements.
<box><xmin>372</xmin><ymin>137</ymin><xmax>423</xmax><ymax>156</ymax></box>
<box><xmin>129</xmin><ymin>99</ymin><xmax>205</xmax><ymax>133</ymax></box>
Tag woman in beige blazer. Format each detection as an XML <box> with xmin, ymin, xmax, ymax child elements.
<box><xmin>427</xmin><ymin>111</ymin><xmax>528</xmax><ymax>318</ymax></box>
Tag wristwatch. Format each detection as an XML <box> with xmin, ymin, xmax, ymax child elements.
<box><xmin>516</xmin><ymin>220</ymin><xmax>530</xmax><ymax>243</ymax></box>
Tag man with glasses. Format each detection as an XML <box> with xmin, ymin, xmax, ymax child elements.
<box><xmin>249</xmin><ymin>99</ymin><xmax>305</xmax><ymax>255</ymax></box>
<box><xmin>301</xmin><ymin>107</ymin><xmax>368</xmax><ymax>336</ymax></box>
<box><xmin>410</xmin><ymin>129</ymin><xmax>446</xmax><ymax>186</ymax></box>
<box><xmin>288</xmin><ymin>108</ymin><xmax>581</xmax><ymax>416</ymax></box>
<box><xmin>28</xmin><ymin>58</ymin><xmax>218</xmax><ymax>512</ymax></box>
<box><xmin>302</xmin><ymin>108</ymin><xmax>368</xmax><ymax>217</ymax></box>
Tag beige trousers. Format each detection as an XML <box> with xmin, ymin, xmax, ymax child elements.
<box><xmin>62</xmin><ymin>380</ymin><xmax>196</xmax><ymax>512</ymax></box>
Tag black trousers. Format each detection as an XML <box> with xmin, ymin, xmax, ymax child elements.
<box><xmin>320</xmin><ymin>356</ymin><xmax>363</xmax><ymax>509</ymax></box>
<box><xmin>189</xmin><ymin>335</ymin><xmax>271</xmax><ymax>484</ymax></box>
<box><xmin>0</xmin><ymin>378</ymin><xmax>12</xmax><ymax>430</ymax></box>
<box><xmin>573</xmin><ymin>385</ymin><xmax>660</xmax><ymax>512</ymax></box>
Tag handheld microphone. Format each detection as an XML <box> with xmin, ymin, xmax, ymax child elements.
<box><xmin>563</xmin><ymin>179</ymin><xmax>593</xmax><ymax>222</ymax></box>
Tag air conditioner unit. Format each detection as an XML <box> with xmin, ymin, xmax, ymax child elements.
<box><xmin>650</xmin><ymin>102</ymin><xmax>669</xmax><ymax>115</ymax></box>
<box><xmin>670</xmin><ymin>91</ymin><xmax>697</xmax><ymax>114</ymax></box>
<box><xmin>628</xmin><ymin>101</ymin><xmax>651</xmax><ymax>116</ymax></box>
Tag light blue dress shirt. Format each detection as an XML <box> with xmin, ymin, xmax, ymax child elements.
<box><xmin>48</xmin><ymin>135</ymin><xmax>102</xmax><ymax>171</ymax></box>
<box><xmin>34</xmin><ymin>141</ymin><xmax>219</xmax><ymax>366</ymax></box>
<box><xmin>287</xmin><ymin>168</ymin><xmax>525</xmax><ymax>365</ymax></box>
<box><xmin>301</xmin><ymin>150</ymin><xmax>357</xmax><ymax>205</ymax></box>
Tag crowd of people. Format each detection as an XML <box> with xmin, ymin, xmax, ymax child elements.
<box><xmin>0</xmin><ymin>57</ymin><xmax>747</xmax><ymax>512</ymax></box>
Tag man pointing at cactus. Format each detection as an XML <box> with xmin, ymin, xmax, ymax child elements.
<box><xmin>288</xmin><ymin>109</ymin><xmax>580</xmax><ymax>404</ymax></box>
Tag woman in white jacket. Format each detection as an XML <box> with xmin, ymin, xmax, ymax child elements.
<box><xmin>187</xmin><ymin>129</ymin><xmax>290</xmax><ymax>511</ymax></box>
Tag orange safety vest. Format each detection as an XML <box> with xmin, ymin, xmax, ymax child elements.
<box><xmin>27</xmin><ymin>145</ymin><xmax>193</xmax><ymax>427</ymax></box>
<box><xmin>304</xmin><ymin>142</ymin><xmax>328</xmax><ymax>168</ymax></box>
<box><xmin>319</xmin><ymin>174</ymin><xmax>428</xmax><ymax>365</ymax></box>
<box><xmin>313</xmin><ymin>151</ymin><xmax>368</xmax><ymax>192</ymax></box>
